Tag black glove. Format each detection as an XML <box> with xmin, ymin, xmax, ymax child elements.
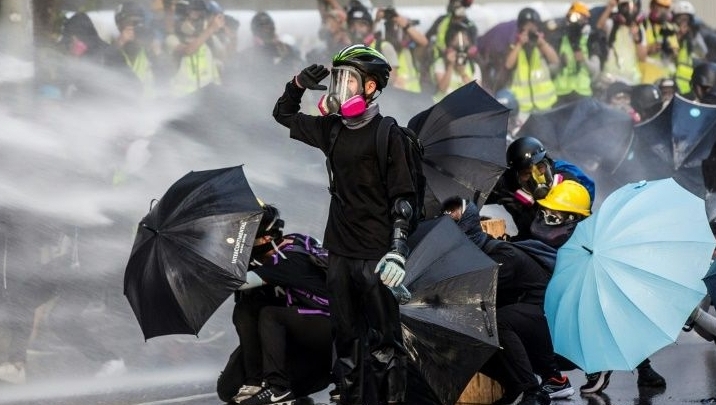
<box><xmin>296</xmin><ymin>64</ymin><xmax>330</xmax><ymax>90</ymax></box>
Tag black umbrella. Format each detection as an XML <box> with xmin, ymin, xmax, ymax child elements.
<box><xmin>402</xmin><ymin>216</ymin><xmax>500</xmax><ymax>405</ymax></box>
<box><xmin>124</xmin><ymin>165</ymin><xmax>263</xmax><ymax>340</ymax></box>
<box><xmin>516</xmin><ymin>97</ymin><xmax>634</xmax><ymax>200</ymax></box>
<box><xmin>408</xmin><ymin>82</ymin><xmax>510</xmax><ymax>218</ymax></box>
<box><xmin>628</xmin><ymin>94</ymin><xmax>716</xmax><ymax>196</ymax></box>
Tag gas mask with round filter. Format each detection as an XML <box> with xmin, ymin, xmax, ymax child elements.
<box><xmin>515</xmin><ymin>161</ymin><xmax>562</xmax><ymax>205</ymax></box>
<box><xmin>317</xmin><ymin>66</ymin><xmax>368</xmax><ymax>118</ymax></box>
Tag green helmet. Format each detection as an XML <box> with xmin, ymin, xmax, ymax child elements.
<box><xmin>332</xmin><ymin>44</ymin><xmax>391</xmax><ymax>90</ymax></box>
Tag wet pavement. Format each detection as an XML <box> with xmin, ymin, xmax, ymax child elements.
<box><xmin>1</xmin><ymin>329</ymin><xmax>715</xmax><ymax>405</ymax></box>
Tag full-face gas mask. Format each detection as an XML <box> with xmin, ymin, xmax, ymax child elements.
<box><xmin>317</xmin><ymin>66</ymin><xmax>368</xmax><ymax>118</ymax></box>
<box><xmin>515</xmin><ymin>162</ymin><xmax>562</xmax><ymax>204</ymax></box>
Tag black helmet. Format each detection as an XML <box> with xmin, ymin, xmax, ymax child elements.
<box><xmin>507</xmin><ymin>136</ymin><xmax>547</xmax><ymax>170</ymax></box>
<box><xmin>256</xmin><ymin>204</ymin><xmax>284</xmax><ymax>239</ymax></box>
<box><xmin>175</xmin><ymin>0</ymin><xmax>208</xmax><ymax>17</ymax></box>
<box><xmin>691</xmin><ymin>62</ymin><xmax>716</xmax><ymax>89</ymax></box>
<box><xmin>517</xmin><ymin>7</ymin><xmax>541</xmax><ymax>28</ymax></box>
<box><xmin>630</xmin><ymin>84</ymin><xmax>663</xmax><ymax>120</ymax></box>
<box><xmin>346</xmin><ymin>3</ymin><xmax>373</xmax><ymax>26</ymax></box>
<box><xmin>251</xmin><ymin>11</ymin><xmax>275</xmax><ymax>37</ymax></box>
<box><xmin>115</xmin><ymin>1</ymin><xmax>146</xmax><ymax>28</ymax></box>
<box><xmin>332</xmin><ymin>44</ymin><xmax>392</xmax><ymax>90</ymax></box>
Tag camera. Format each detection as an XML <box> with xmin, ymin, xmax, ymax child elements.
<box><xmin>528</xmin><ymin>30</ymin><xmax>539</xmax><ymax>42</ymax></box>
<box><xmin>456</xmin><ymin>51</ymin><xmax>468</xmax><ymax>66</ymax></box>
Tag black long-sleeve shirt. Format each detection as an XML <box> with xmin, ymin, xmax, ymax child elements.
<box><xmin>273</xmin><ymin>81</ymin><xmax>415</xmax><ymax>259</ymax></box>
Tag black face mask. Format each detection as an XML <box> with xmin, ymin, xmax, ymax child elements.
<box><xmin>530</xmin><ymin>217</ymin><xmax>579</xmax><ymax>248</ymax></box>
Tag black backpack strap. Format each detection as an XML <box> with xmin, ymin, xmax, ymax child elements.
<box><xmin>376</xmin><ymin>116</ymin><xmax>397</xmax><ymax>186</ymax></box>
<box><xmin>325</xmin><ymin>120</ymin><xmax>343</xmax><ymax>201</ymax></box>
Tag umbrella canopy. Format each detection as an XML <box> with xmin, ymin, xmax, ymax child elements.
<box><xmin>402</xmin><ymin>216</ymin><xmax>500</xmax><ymax>405</ymax></box>
<box><xmin>545</xmin><ymin>178</ymin><xmax>715</xmax><ymax>373</ymax></box>
<box><xmin>628</xmin><ymin>94</ymin><xmax>716</xmax><ymax>195</ymax></box>
<box><xmin>124</xmin><ymin>165</ymin><xmax>263</xmax><ymax>340</ymax></box>
<box><xmin>516</xmin><ymin>98</ymin><xmax>634</xmax><ymax>192</ymax></box>
<box><xmin>703</xmin><ymin>261</ymin><xmax>716</xmax><ymax>306</ymax></box>
<box><xmin>408</xmin><ymin>82</ymin><xmax>509</xmax><ymax>218</ymax></box>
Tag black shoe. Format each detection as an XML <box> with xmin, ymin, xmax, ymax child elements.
<box><xmin>539</xmin><ymin>375</ymin><xmax>574</xmax><ymax>399</ymax></box>
<box><xmin>637</xmin><ymin>365</ymin><xmax>666</xmax><ymax>387</ymax></box>
<box><xmin>517</xmin><ymin>390</ymin><xmax>550</xmax><ymax>405</ymax></box>
<box><xmin>491</xmin><ymin>390</ymin><xmax>521</xmax><ymax>405</ymax></box>
<box><xmin>239</xmin><ymin>385</ymin><xmax>295</xmax><ymax>405</ymax></box>
<box><xmin>580</xmin><ymin>371</ymin><xmax>612</xmax><ymax>394</ymax></box>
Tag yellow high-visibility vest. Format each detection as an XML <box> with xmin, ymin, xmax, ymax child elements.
<box><xmin>510</xmin><ymin>47</ymin><xmax>557</xmax><ymax>113</ymax></box>
<box><xmin>122</xmin><ymin>47</ymin><xmax>155</xmax><ymax>99</ymax></box>
<box><xmin>554</xmin><ymin>35</ymin><xmax>592</xmax><ymax>97</ymax></box>
<box><xmin>675</xmin><ymin>41</ymin><xmax>693</xmax><ymax>95</ymax></box>
<box><xmin>171</xmin><ymin>43</ymin><xmax>220</xmax><ymax>97</ymax></box>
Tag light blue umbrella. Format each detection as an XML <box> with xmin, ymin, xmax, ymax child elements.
<box><xmin>545</xmin><ymin>178</ymin><xmax>716</xmax><ymax>373</ymax></box>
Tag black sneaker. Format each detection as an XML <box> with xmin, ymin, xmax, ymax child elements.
<box><xmin>517</xmin><ymin>390</ymin><xmax>550</xmax><ymax>405</ymax></box>
<box><xmin>579</xmin><ymin>371</ymin><xmax>612</xmax><ymax>394</ymax></box>
<box><xmin>239</xmin><ymin>385</ymin><xmax>295</xmax><ymax>405</ymax></box>
<box><xmin>637</xmin><ymin>365</ymin><xmax>666</xmax><ymax>387</ymax></box>
<box><xmin>540</xmin><ymin>375</ymin><xmax>574</xmax><ymax>399</ymax></box>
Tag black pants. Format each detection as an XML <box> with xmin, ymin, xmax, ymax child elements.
<box><xmin>327</xmin><ymin>253</ymin><xmax>407</xmax><ymax>405</ymax></box>
<box><xmin>259</xmin><ymin>306</ymin><xmax>332</xmax><ymax>390</ymax></box>
<box><xmin>481</xmin><ymin>302</ymin><xmax>559</xmax><ymax>394</ymax></box>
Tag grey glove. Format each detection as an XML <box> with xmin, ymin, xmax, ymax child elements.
<box><xmin>296</xmin><ymin>64</ymin><xmax>330</xmax><ymax>90</ymax></box>
<box><xmin>375</xmin><ymin>251</ymin><xmax>406</xmax><ymax>287</ymax></box>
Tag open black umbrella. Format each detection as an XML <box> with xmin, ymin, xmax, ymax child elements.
<box><xmin>516</xmin><ymin>97</ymin><xmax>634</xmax><ymax>201</ymax></box>
<box><xmin>402</xmin><ymin>216</ymin><xmax>500</xmax><ymax>405</ymax></box>
<box><xmin>124</xmin><ymin>165</ymin><xmax>263</xmax><ymax>340</ymax></box>
<box><xmin>408</xmin><ymin>82</ymin><xmax>510</xmax><ymax>218</ymax></box>
<box><xmin>627</xmin><ymin>94</ymin><xmax>716</xmax><ymax>196</ymax></box>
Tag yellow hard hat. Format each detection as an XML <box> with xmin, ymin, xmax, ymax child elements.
<box><xmin>537</xmin><ymin>180</ymin><xmax>591</xmax><ymax>217</ymax></box>
<box><xmin>653</xmin><ymin>0</ymin><xmax>672</xmax><ymax>7</ymax></box>
<box><xmin>568</xmin><ymin>1</ymin><xmax>591</xmax><ymax>18</ymax></box>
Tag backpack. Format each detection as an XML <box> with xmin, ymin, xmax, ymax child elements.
<box><xmin>284</xmin><ymin>233</ymin><xmax>329</xmax><ymax>271</ymax></box>
<box><xmin>327</xmin><ymin>117</ymin><xmax>426</xmax><ymax>233</ymax></box>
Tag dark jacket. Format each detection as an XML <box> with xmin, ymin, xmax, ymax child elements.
<box><xmin>456</xmin><ymin>201</ymin><xmax>551</xmax><ymax>308</ymax></box>
<box><xmin>273</xmin><ymin>81</ymin><xmax>416</xmax><ymax>259</ymax></box>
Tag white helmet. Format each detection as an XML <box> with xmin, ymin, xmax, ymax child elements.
<box><xmin>673</xmin><ymin>0</ymin><xmax>696</xmax><ymax>16</ymax></box>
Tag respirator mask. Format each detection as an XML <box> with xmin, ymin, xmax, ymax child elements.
<box><xmin>515</xmin><ymin>162</ymin><xmax>562</xmax><ymax>205</ymax></box>
<box><xmin>317</xmin><ymin>66</ymin><xmax>367</xmax><ymax>118</ymax></box>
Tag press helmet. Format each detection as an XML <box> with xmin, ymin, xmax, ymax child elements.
<box><xmin>507</xmin><ymin>137</ymin><xmax>548</xmax><ymax>170</ymax></box>
<box><xmin>115</xmin><ymin>1</ymin><xmax>146</xmax><ymax>28</ymax></box>
<box><xmin>651</xmin><ymin>0</ymin><xmax>672</xmax><ymax>7</ymax></box>
<box><xmin>536</xmin><ymin>180</ymin><xmax>592</xmax><ymax>217</ymax></box>
<box><xmin>673</xmin><ymin>0</ymin><xmax>696</xmax><ymax>16</ymax></box>
<box><xmin>568</xmin><ymin>1</ymin><xmax>591</xmax><ymax>19</ymax></box>
<box><xmin>517</xmin><ymin>7</ymin><xmax>542</xmax><ymax>28</ymax></box>
<box><xmin>346</xmin><ymin>2</ymin><xmax>373</xmax><ymax>26</ymax></box>
<box><xmin>251</xmin><ymin>11</ymin><xmax>276</xmax><ymax>39</ymax></box>
<box><xmin>332</xmin><ymin>44</ymin><xmax>392</xmax><ymax>90</ymax></box>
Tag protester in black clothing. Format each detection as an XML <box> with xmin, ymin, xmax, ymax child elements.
<box><xmin>485</xmin><ymin>136</ymin><xmax>595</xmax><ymax>241</ymax></box>
<box><xmin>529</xmin><ymin>181</ymin><xmax>666</xmax><ymax>394</ymax></box>
<box><xmin>273</xmin><ymin>44</ymin><xmax>416</xmax><ymax>405</ymax></box>
<box><xmin>441</xmin><ymin>196</ymin><xmax>563</xmax><ymax>405</ymax></box>
<box><xmin>217</xmin><ymin>204</ymin><xmax>332</xmax><ymax>405</ymax></box>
